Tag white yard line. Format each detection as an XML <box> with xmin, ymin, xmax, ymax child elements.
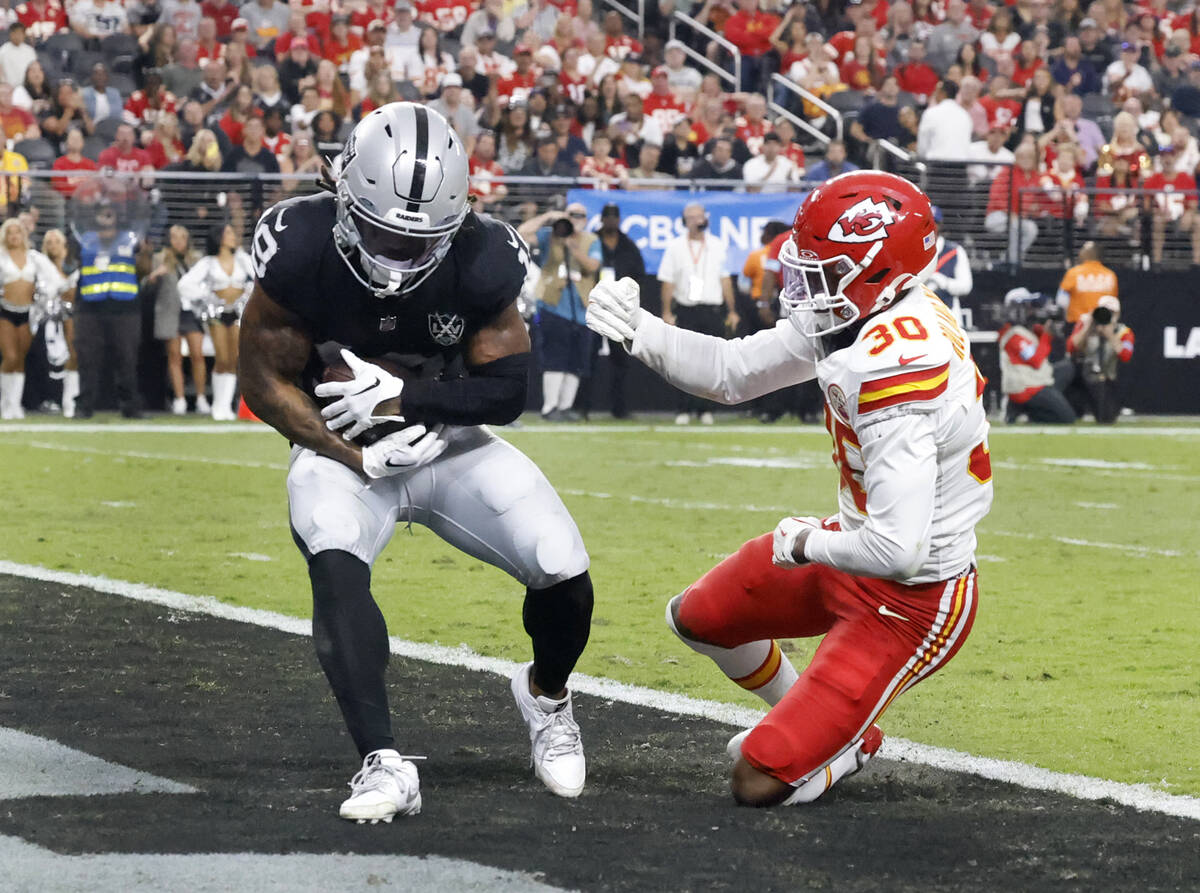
<box><xmin>0</xmin><ymin>559</ymin><xmax>1195</xmax><ymax>821</ymax></box>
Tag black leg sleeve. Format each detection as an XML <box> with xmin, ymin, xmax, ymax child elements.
<box><xmin>523</xmin><ymin>571</ymin><xmax>594</xmax><ymax>695</ymax></box>
<box><xmin>308</xmin><ymin>550</ymin><xmax>395</xmax><ymax>758</ymax></box>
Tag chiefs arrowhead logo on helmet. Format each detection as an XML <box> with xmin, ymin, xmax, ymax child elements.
<box><xmin>828</xmin><ymin>198</ymin><xmax>898</xmax><ymax>244</ymax></box>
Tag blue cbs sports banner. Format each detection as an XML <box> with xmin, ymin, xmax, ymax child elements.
<box><xmin>565</xmin><ymin>189</ymin><xmax>806</xmax><ymax>275</ymax></box>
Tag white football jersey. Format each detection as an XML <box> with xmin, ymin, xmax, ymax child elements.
<box><xmin>803</xmin><ymin>287</ymin><xmax>993</xmax><ymax>583</ymax></box>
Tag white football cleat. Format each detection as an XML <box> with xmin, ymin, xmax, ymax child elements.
<box><xmin>510</xmin><ymin>662</ymin><xmax>586</xmax><ymax>798</ymax></box>
<box><xmin>338</xmin><ymin>749</ymin><xmax>422</xmax><ymax>823</ymax></box>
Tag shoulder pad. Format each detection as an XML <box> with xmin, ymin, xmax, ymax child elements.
<box><xmin>251</xmin><ymin>193</ymin><xmax>333</xmax><ymax>296</ymax></box>
<box><xmin>451</xmin><ymin>211</ymin><xmax>530</xmax><ymax>314</ymax></box>
<box><xmin>847</xmin><ymin>291</ymin><xmax>958</xmax><ymax>418</ymax></box>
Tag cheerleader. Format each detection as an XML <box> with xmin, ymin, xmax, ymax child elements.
<box><xmin>39</xmin><ymin>229</ymin><xmax>80</xmax><ymax>417</ymax></box>
<box><xmin>0</xmin><ymin>219</ymin><xmax>68</xmax><ymax>419</ymax></box>
<box><xmin>177</xmin><ymin>223</ymin><xmax>254</xmax><ymax>421</ymax></box>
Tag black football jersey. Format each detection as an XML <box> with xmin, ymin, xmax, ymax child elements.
<box><xmin>252</xmin><ymin>192</ymin><xmax>529</xmax><ymax>383</ymax></box>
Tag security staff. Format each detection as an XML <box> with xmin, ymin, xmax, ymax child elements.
<box><xmin>73</xmin><ymin>203</ymin><xmax>147</xmax><ymax>418</ymax></box>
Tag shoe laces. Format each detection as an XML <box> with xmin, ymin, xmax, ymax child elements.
<box><xmin>532</xmin><ymin>704</ymin><xmax>582</xmax><ymax>761</ymax></box>
<box><xmin>348</xmin><ymin>753</ymin><xmax>424</xmax><ymax>795</ymax></box>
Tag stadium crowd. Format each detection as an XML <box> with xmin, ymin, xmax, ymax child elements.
<box><xmin>0</xmin><ymin>0</ymin><xmax>1191</xmax><ymax>419</ymax></box>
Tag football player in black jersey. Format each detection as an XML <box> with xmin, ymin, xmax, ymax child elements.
<box><xmin>238</xmin><ymin>103</ymin><xmax>594</xmax><ymax>822</ymax></box>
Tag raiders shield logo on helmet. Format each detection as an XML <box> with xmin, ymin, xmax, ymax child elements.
<box><xmin>428</xmin><ymin>312</ymin><xmax>465</xmax><ymax>345</ymax></box>
<box><xmin>827</xmin><ymin>198</ymin><xmax>898</xmax><ymax>244</ymax></box>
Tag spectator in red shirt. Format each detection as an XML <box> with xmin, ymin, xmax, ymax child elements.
<box><xmin>15</xmin><ymin>0</ymin><xmax>68</xmax><ymax>44</ymax></box>
<box><xmin>468</xmin><ymin>130</ymin><xmax>508</xmax><ymax>206</ymax></box>
<box><xmin>51</xmin><ymin>128</ymin><xmax>97</xmax><ymax>196</ymax></box>
<box><xmin>123</xmin><ymin>72</ymin><xmax>178</xmax><ymax>128</ymax></box>
<box><xmin>602</xmin><ymin>10</ymin><xmax>642</xmax><ymax>60</ymax></box>
<box><xmin>895</xmin><ymin>39</ymin><xmax>940</xmax><ymax>104</ymax></box>
<box><xmin>98</xmin><ymin>122</ymin><xmax>154</xmax><ymax>172</ymax></box>
<box><xmin>1095</xmin><ymin>154</ymin><xmax>1144</xmax><ymax>237</ymax></box>
<box><xmin>195</xmin><ymin>17</ymin><xmax>224</xmax><ymax>64</ymax></box>
<box><xmin>146</xmin><ymin>113</ymin><xmax>187</xmax><ymax>168</ymax></box>
<box><xmin>497</xmin><ymin>46</ymin><xmax>538</xmax><ymax>106</ymax></box>
<box><xmin>1145</xmin><ymin>147</ymin><xmax>1200</xmax><ymax>265</ymax></box>
<box><xmin>1040</xmin><ymin>142</ymin><xmax>1089</xmax><ymax>225</ymax></box>
<box><xmin>1012</xmin><ymin>40</ymin><xmax>1045</xmax><ymax>87</ymax></box>
<box><xmin>733</xmin><ymin>93</ymin><xmax>772</xmax><ymax>155</ymax></box>
<box><xmin>773</xmin><ymin>117</ymin><xmax>806</xmax><ymax>174</ymax></box>
<box><xmin>986</xmin><ymin>140</ymin><xmax>1044</xmax><ymax>259</ymax></box>
<box><xmin>579</xmin><ymin>131</ymin><xmax>628</xmax><ymax>190</ymax></box>
<box><xmin>979</xmin><ymin>73</ymin><xmax>1023</xmax><ymax>131</ymax></box>
<box><xmin>0</xmin><ymin>84</ymin><xmax>35</xmax><ymax>140</ymax></box>
<box><xmin>200</xmin><ymin>0</ymin><xmax>239</xmax><ymax>38</ymax></box>
<box><xmin>840</xmin><ymin>34</ymin><xmax>886</xmax><ymax>92</ymax></box>
<box><xmin>643</xmin><ymin>66</ymin><xmax>687</xmax><ymax>132</ymax></box>
<box><xmin>322</xmin><ymin>14</ymin><xmax>362</xmax><ymax>70</ymax></box>
<box><xmin>966</xmin><ymin>0</ymin><xmax>994</xmax><ymax>30</ymax></box>
<box><xmin>724</xmin><ymin>0</ymin><xmax>781</xmax><ymax>91</ymax></box>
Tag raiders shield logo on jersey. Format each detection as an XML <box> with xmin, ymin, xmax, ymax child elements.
<box><xmin>429</xmin><ymin>312</ymin><xmax>465</xmax><ymax>345</ymax></box>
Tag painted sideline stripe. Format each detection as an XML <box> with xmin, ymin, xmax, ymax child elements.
<box><xmin>0</xmin><ymin>559</ymin><xmax>1195</xmax><ymax>822</ymax></box>
<box><xmin>19</xmin><ymin>442</ymin><xmax>1194</xmax><ymax>560</ymax></box>
<box><xmin>2</xmin><ymin>421</ymin><xmax>1200</xmax><ymax>437</ymax></box>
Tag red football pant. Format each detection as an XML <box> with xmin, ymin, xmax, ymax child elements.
<box><xmin>677</xmin><ymin>533</ymin><xmax>978</xmax><ymax>785</ymax></box>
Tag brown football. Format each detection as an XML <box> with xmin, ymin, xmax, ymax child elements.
<box><xmin>319</xmin><ymin>356</ymin><xmax>417</xmax><ymax>447</ymax></box>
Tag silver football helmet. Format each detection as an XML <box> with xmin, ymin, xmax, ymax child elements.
<box><xmin>330</xmin><ymin>102</ymin><xmax>470</xmax><ymax>298</ymax></box>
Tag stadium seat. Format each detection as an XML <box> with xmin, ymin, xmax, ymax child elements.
<box><xmin>42</xmin><ymin>32</ymin><xmax>84</xmax><ymax>59</ymax></box>
<box><xmin>1081</xmin><ymin>93</ymin><xmax>1112</xmax><ymax>123</ymax></box>
<box><xmin>107</xmin><ymin>73</ymin><xmax>136</xmax><ymax>97</ymax></box>
<box><xmin>69</xmin><ymin>50</ymin><xmax>105</xmax><ymax>80</ymax></box>
<box><xmin>81</xmin><ymin>135</ymin><xmax>107</xmax><ymax>162</ymax></box>
<box><xmin>100</xmin><ymin>33</ymin><xmax>139</xmax><ymax>62</ymax></box>
<box><xmin>13</xmin><ymin>138</ymin><xmax>57</xmax><ymax>169</ymax></box>
<box><xmin>93</xmin><ymin>116</ymin><xmax>124</xmax><ymax>144</ymax></box>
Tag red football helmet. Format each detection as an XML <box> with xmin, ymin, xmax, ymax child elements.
<box><xmin>779</xmin><ymin>171</ymin><xmax>938</xmax><ymax>336</ymax></box>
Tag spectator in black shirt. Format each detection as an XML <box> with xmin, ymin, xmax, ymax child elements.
<box><xmin>850</xmin><ymin>74</ymin><xmax>907</xmax><ymax>165</ymax></box>
<box><xmin>278</xmin><ymin>40</ymin><xmax>319</xmax><ymax>106</ymax></box>
<box><xmin>692</xmin><ymin>137</ymin><xmax>743</xmax><ymax>188</ymax></box>
<box><xmin>591</xmin><ymin>202</ymin><xmax>647</xmax><ymax>419</ymax></box>
<box><xmin>660</xmin><ymin>117</ymin><xmax>701</xmax><ymax>178</ymax></box>
<box><xmin>222</xmin><ymin>116</ymin><xmax>280</xmax><ymax>229</ymax></box>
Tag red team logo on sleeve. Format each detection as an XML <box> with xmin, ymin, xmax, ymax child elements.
<box><xmin>827</xmin><ymin>198</ymin><xmax>898</xmax><ymax>244</ymax></box>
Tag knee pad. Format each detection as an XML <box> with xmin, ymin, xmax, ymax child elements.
<box><xmin>742</xmin><ymin>720</ymin><xmax>801</xmax><ymax>783</ymax></box>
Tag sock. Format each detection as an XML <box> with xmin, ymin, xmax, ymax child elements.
<box><xmin>558</xmin><ymin>373</ymin><xmax>580</xmax><ymax>411</ymax></box>
<box><xmin>213</xmin><ymin>373</ymin><xmax>236</xmax><ymax>418</ymax></box>
<box><xmin>666</xmin><ymin>596</ymin><xmax>799</xmax><ymax>707</ymax></box>
<box><xmin>309</xmin><ymin>550</ymin><xmax>395</xmax><ymax>758</ymax></box>
<box><xmin>523</xmin><ymin>571</ymin><xmax>594</xmax><ymax>694</ymax></box>
<box><xmin>0</xmin><ymin>373</ymin><xmax>15</xmax><ymax>416</ymax></box>
<box><xmin>62</xmin><ymin>370</ymin><xmax>79</xmax><ymax>417</ymax></box>
<box><xmin>541</xmin><ymin>371</ymin><xmax>564</xmax><ymax>416</ymax></box>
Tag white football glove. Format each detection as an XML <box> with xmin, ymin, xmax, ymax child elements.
<box><xmin>586</xmin><ymin>276</ymin><xmax>643</xmax><ymax>345</ymax></box>
<box><xmin>771</xmin><ymin>516</ymin><xmax>821</xmax><ymax>568</ymax></box>
<box><xmin>360</xmin><ymin>424</ymin><xmax>448</xmax><ymax>479</ymax></box>
<box><xmin>315</xmin><ymin>348</ymin><xmax>406</xmax><ymax>442</ymax></box>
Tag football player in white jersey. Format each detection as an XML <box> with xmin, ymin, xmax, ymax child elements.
<box><xmin>586</xmin><ymin>171</ymin><xmax>993</xmax><ymax>807</ymax></box>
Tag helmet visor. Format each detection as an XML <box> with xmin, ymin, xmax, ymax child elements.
<box><xmin>779</xmin><ymin>239</ymin><xmax>859</xmax><ymax>335</ymax></box>
<box><xmin>351</xmin><ymin>207</ymin><xmax>447</xmax><ymax>273</ymax></box>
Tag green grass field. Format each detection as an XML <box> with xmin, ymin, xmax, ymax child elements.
<box><xmin>1</xmin><ymin>416</ymin><xmax>1197</xmax><ymax>796</ymax></box>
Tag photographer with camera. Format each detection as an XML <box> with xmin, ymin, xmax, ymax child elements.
<box><xmin>519</xmin><ymin>202</ymin><xmax>603</xmax><ymax>421</ymax></box>
<box><xmin>998</xmin><ymin>288</ymin><xmax>1077</xmax><ymax>424</ymax></box>
<box><xmin>1065</xmin><ymin>295</ymin><xmax>1134</xmax><ymax>424</ymax></box>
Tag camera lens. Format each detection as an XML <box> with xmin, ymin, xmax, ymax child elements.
<box><xmin>552</xmin><ymin>218</ymin><xmax>574</xmax><ymax>238</ymax></box>
<box><xmin>1092</xmin><ymin>306</ymin><xmax>1112</xmax><ymax>325</ymax></box>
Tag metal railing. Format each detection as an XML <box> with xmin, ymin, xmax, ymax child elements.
<box><xmin>669</xmin><ymin>11</ymin><xmax>741</xmax><ymax>92</ymax></box>
<box><xmin>598</xmin><ymin>0</ymin><xmax>645</xmax><ymax>40</ymax></box>
<box><xmin>768</xmin><ymin>73</ymin><xmax>842</xmax><ymax>143</ymax></box>
<box><xmin>12</xmin><ymin>168</ymin><xmax>1197</xmax><ymax>273</ymax></box>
